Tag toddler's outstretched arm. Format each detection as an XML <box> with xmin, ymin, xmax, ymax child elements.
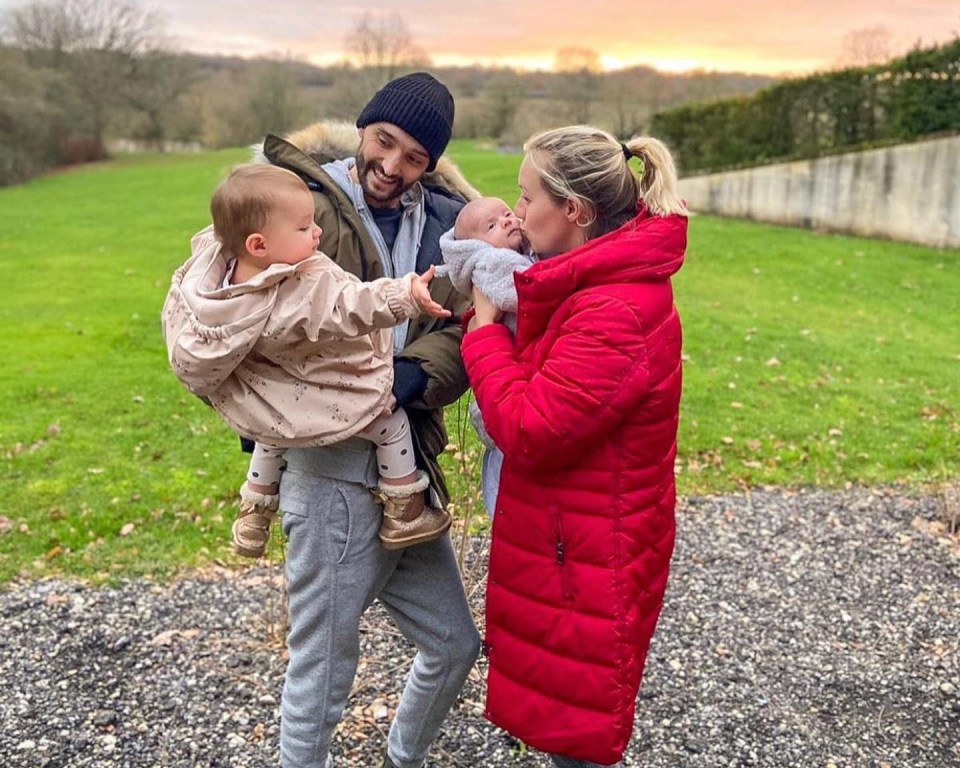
<box><xmin>411</xmin><ymin>265</ymin><xmax>452</xmax><ymax>319</ymax></box>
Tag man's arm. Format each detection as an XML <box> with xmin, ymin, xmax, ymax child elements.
<box><xmin>396</xmin><ymin>317</ymin><xmax>470</xmax><ymax>410</ymax></box>
<box><xmin>395</xmin><ymin>190</ymin><xmax>473</xmax><ymax>410</ymax></box>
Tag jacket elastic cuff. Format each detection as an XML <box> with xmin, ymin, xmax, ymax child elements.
<box><xmin>386</xmin><ymin>273</ymin><xmax>420</xmax><ymax>320</ymax></box>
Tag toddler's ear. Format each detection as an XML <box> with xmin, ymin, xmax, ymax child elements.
<box><xmin>244</xmin><ymin>233</ymin><xmax>267</xmax><ymax>258</ymax></box>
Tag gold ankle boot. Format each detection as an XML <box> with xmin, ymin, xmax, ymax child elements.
<box><xmin>231</xmin><ymin>482</ymin><xmax>279</xmax><ymax>558</ymax></box>
<box><xmin>374</xmin><ymin>470</ymin><xmax>451</xmax><ymax>550</ymax></box>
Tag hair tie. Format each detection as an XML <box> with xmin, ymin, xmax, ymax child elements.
<box><xmin>621</xmin><ymin>142</ymin><xmax>633</xmax><ymax>161</ymax></box>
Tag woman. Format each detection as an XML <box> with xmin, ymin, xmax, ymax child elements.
<box><xmin>461</xmin><ymin>125</ymin><xmax>687</xmax><ymax>767</ymax></box>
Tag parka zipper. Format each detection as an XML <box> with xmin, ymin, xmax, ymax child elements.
<box><xmin>555</xmin><ymin>512</ymin><xmax>574</xmax><ymax>602</ymax></box>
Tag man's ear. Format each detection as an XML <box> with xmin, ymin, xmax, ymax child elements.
<box><xmin>245</xmin><ymin>233</ymin><xmax>267</xmax><ymax>259</ymax></box>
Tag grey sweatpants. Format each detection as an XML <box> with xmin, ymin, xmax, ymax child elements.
<box><xmin>549</xmin><ymin>755</ymin><xmax>621</xmax><ymax>768</ymax></box>
<box><xmin>278</xmin><ymin>443</ymin><xmax>481</xmax><ymax>768</ymax></box>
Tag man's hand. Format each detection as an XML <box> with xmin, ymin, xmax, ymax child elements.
<box><xmin>411</xmin><ymin>266</ymin><xmax>452</xmax><ymax>318</ymax></box>
<box><xmin>393</xmin><ymin>359</ymin><xmax>428</xmax><ymax>407</ymax></box>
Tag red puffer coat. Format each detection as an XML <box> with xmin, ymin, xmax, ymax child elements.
<box><xmin>461</xmin><ymin>205</ymin><xmax>686</xmax><ymax>765</ymax></box>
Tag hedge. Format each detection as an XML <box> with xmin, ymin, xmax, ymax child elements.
<box><xmin>650</xmin><ymin>37</ymin><xmax>960</xmax><ymax>176</ymax></box>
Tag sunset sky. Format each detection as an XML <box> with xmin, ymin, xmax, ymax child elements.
<box><xmin>2</xmin><ymin>0</ymin><xmax>959</xmax><ymax>75</ymax></box>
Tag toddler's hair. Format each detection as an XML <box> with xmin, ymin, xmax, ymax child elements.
<box><xmin>210</xmin><ymin>164</ymin><xmax>310</xmax><ymax>257</ymax></box>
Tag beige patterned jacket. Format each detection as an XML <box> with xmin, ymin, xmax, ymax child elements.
<box><xmin>161</xmin><ymin>225</ymin><xmax>420</xmax><ymax>447</ymax></box>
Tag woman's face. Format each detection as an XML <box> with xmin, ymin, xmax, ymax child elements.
<box><xmin>515</xmin><ymin>156</ymin><xmax>582</xmax><ymax>257</ymax></box>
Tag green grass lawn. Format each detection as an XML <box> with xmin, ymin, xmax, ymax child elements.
<box><xmin>1</xmin><ymin>142</ymin><xmax>957</xmax><ymax>583</ymax></box>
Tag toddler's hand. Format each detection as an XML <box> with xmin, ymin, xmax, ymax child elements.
<box><xmin>412</xmin><ymin>266</ymin><xmax>452</xmax><ymax>318</ymax></box>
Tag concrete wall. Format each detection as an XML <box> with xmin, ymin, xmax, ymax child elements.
<box><xmin>677</xmin><ymin>135</ymin><xmax>960</xmax><ymax>249</ymax></box>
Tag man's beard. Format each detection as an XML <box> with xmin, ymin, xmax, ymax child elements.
<box><xmin>355</xmin><ymin>153</ymin><xmax>416</xmax><ymax>207</ymax></box>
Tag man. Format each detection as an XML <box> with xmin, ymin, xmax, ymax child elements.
<box><xmin>257</xmin><ymin>73</ymin><xmax>481</xmax><ymax>768</ymax></box>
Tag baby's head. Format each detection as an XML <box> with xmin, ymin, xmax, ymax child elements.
<box><xmin>454</xmin><ymin>197</ymin><xmax>523</xmax><ymax>252</ymax></box>
<box><xmin>211</xmin><ymin>164</ymin><xmax>320</xmax><ymax>266</ymax></box>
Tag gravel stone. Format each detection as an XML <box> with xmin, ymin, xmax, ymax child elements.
<box><xmin>0</xmin><ymin>487</ymin><xmax>957</xmax><ymax>767</ymax></box>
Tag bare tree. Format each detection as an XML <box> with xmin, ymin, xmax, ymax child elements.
<box><xmin>6</xmin><ymin>0</ymin><xmax>165</xmax><ymax>158</ymax></box>
<box><xmin>604</xmin><ymin>71</ymin><xmax>644</xmax><ymax>139</ymax></box>
<box><xmin>8</xmin><ymin>0</ymin><xmax>160</xmax><ymax>57</ymax></box>
<box><xmin>178</xmin><ymin>68</ymin><xmax>256</xmax><ymax>150</ymax></box>
<box><xmin>123</xmin><ymin>51</ymin><xmax>198</xmax><ymax>149</ymax></box>
<box><xmin>345</xmin><ymin>11</ymin><xmax>429</xmax><ymax>86</ymax></box>
<box><xmin>0</xmin><ymin>44</ymin><xmax>58</xmax><ymax>184</ymax></box>
<box><xmin>836</xmin><ymin>25</ymin><xmax>893</xmax><ymax>68</ymax></box>
<box><xmin>178</xmin><ymin>60</ymin><xmax>310</xmax><ymax>150</ymax></box>
<box><xmin>331</xmin><ymin>12</ymin><xmax>431</xmax><ymax>118</ymax></box>
<box><xmin>553</xmin><ymin>47</ymin><xmax>602</xmax><ymax>123</ymax></box>
<box><xmin>246</xmin><ymin>58</ymin><xmax>311</xmax><ymax>140</ymax></box>
<box><xmin>483</xmin><ymin>70</ymin><xmax>525</xmax><ymax>140</ymax></box>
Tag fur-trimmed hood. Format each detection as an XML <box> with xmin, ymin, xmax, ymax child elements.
<box><xmin>255</xmin><ymin>120</ymin><xmax>480</xmax><ymax>202</ymax></box>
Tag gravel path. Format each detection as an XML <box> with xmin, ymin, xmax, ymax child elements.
<box><xmin>1</xmin><ymin>487</ymin><xmax>958</xmax><ymax>768</ymax></box>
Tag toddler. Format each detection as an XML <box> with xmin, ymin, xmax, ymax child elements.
<box><xmin>162</xmin><ymin>164</ymin><xmax>452</xmax><ymax>557</ymax></box>
<box><xmin>438</xmin><ymin>197</ymin><xmax>536</xmax><ymax>516</ymax></box>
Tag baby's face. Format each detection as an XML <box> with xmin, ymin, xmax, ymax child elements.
<box><xmin>456</xmin><ymin>198</ymin><xmax>524</xmax><ymax>251</ymax></box>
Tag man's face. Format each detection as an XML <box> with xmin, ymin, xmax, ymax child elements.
<box><xmin>355</xmin><ymin>123</ymin><xmax>430</xmax><ymax>209</ymax></box>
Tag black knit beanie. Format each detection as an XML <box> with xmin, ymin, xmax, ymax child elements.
<box><xmin>356</xmin><ymin>72</ymin><xmax>454</xmax><ymax>172</ymax></box>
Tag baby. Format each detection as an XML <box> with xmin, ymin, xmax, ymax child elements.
<box><xmin>438</xmin><ymin>196</ymin><xmax>533</xmax><ymax>320</ymax></box>
<box><xmin>438</xmin><ymin>197</ymin><xmax>536</xmax><ymax>516</ymax></box>
<box><xmin>162</xmin><ymin>164</ymin><xmax>452</xmax><ymax>557</ymax></box>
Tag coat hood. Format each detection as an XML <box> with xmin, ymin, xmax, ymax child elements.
<box><xmin>179</xmin><ymin>226</ymin><xmax>307</xmax><ymax>335</ymax></box>
<box><xmin>162</xmin><ymin>227</ymin><xmax>308</xmax><ymax>396</ymax></box>
<box><xmin>514</xmin><ymin>206</ymin><xmax>686</xmax><ymax>344</ymax></box>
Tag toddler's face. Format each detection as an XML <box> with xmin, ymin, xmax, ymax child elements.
<box><xmin>456</xmin><ymin>197</ymin><xmax>523</xmax><ymax>251</ymax></box>
<box><xmin>261</xmin><ymin>188</ymin><xmax>321</xmax><ymax>265</ymax></box>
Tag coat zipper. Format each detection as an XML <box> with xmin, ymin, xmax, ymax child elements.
<box><xmin>555</xmin><ymin>512</ymin><xmax>574</xmax><ymax>601</ymax></box>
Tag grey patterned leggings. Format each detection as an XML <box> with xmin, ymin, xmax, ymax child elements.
<box><xmin>247</xmin><ymin>407</ymin><xmax>417</xmax><ymax>489</ymax></box>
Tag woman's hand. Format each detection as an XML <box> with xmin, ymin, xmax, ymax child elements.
<box><xmin>468</xmin><ymin>286</ymin><xmax>503</xmax><ymax>331</ymax></box>
<box><xmin>411</xmin><ymin>266</ymin><xmax>452</xmax><ymax>318</ymax></box>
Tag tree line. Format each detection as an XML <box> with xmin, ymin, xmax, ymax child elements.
<box><xmin>0</xmin><ymin>0</ymin><xmax>775</xmax><ymax>187</ymax></box>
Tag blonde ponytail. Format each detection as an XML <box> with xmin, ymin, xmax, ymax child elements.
<box><xmin>624</xmin><ymin>136</ymin><xmax>686</xmax><ymax>217</ymax></box>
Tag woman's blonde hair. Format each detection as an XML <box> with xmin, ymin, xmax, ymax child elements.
<box><xmin>210</xmin><ymin>164</ymin><xmax>309</xmax><ymax>256</ymax></box>
<box><xmin>522</xmin><ymin>125</ymin><xmax>685</xmax><ymax>240</ymax></box>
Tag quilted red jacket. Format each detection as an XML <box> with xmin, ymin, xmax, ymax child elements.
<box><xmin>461</xmin><ymin>205</ymin><xmax>686</xmax><ymax>765</ymax></box>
